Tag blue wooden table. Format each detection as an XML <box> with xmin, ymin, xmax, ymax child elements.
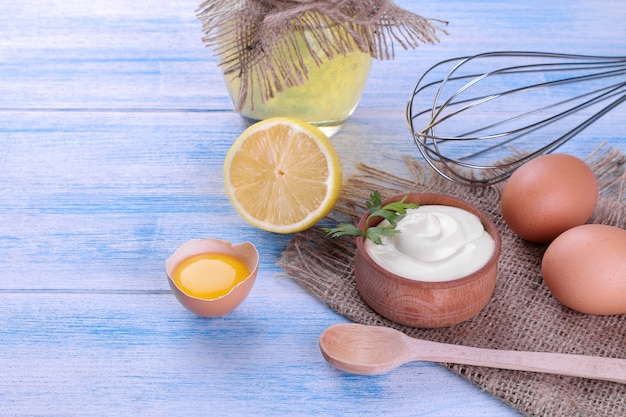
<box><xmin>1</xmin><ymin>1</ymin><xmax>624</xmax><ymax>415</ymax></box>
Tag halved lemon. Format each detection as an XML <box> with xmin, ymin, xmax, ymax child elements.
<box><xmin>224</xmin><ymin>117</ymin><xmax>343</xmax><ymax>234</ymax></box>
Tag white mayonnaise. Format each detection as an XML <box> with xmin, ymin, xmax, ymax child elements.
<box><xmin>364</xmin><ymin>205</ymin><xmax>495</xmax><ymax>282</ymax></box>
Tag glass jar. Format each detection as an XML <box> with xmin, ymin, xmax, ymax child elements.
<box><xmin>222</xmin><ymin>25</ymin><xmax>372</xmax><ymax>137</ymax></box>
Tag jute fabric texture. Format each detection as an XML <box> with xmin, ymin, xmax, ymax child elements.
<box><xmin>196</xmin><ymin>0</ymin><xmax>446</xmax><ymax>110</ymax></box>
<box><xmin>280</xmin><ymin>147</ymin><xmax>626</xmax><ymax>417</ymax></box>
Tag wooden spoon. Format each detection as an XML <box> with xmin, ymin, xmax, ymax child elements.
<box><xmin>319</xmin><ymin>323</ymin><xmax>626</xmax><ymax>383</ymax></box>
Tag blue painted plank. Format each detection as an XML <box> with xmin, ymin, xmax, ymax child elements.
<box><xmin>0</xmin><ymin>293</ymin><xmax>521</xmax><ymax>416</ymax></box>
<box><xmin>0</xmin><ymin>0</ymin><xmax>624</xmax><ymax>416</ymax></box>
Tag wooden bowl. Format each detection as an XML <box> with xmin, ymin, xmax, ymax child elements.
<box><xmin>354</xmin><ymin>193</ymin><xmax>501</xmax><ymax>328</ymax></box>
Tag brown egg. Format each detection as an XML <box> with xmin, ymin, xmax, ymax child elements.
<box><xmin>541</xmin><ymin>224</ymin><xmax>626</xmax><ymax>315</ymax></box>
<box><xmin>501</xmin><ymin>154</ymin><xmax>598</xmax><ymax>243</ymax></box>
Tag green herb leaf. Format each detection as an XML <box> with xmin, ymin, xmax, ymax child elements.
<box><xmin>366</xmin><ymin>191</ymin><xmax>383</xmax><ymax>212</ymax></box>
<box><xmin>383</xmin><ymin>196</ymin><xmax>414</xmax><ymax>215</ymax></box>
<box><xmin>365</xmin><ymin>226</ymin><xmax>401</xmax><ymax>244</ymax></box>
<box><xmin>368</xmin><ymin>208</ymin><xmax>403</xmax><ymax>226</ymax></box>
<box><xmin>323</xmin><ymin>191</ymin><xmax>419</xmax><ymax>244</ymax></box>
<box><xmin>323</xmin><ymin>223</ymin><xmax>364</xmax><ymax>239</ymax></box>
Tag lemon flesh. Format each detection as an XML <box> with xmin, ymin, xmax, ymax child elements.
<box><xmin>224</xmin><ymin>117</ymin><xmax>343</xmax><ymax>233</ymax></box>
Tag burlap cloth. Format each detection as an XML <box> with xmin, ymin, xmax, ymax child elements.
<box><xmin>279</xmin><ymin>146</ymin><xmax>626</xmax><ymax>417</ymax></box>
<box><xmin>196</xmin><ymin>0</ymin><xmax>446</xmax><ymax>110</ymax></box>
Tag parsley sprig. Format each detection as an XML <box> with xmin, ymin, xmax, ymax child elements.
<box><xmin>323</xmin><ymin>191</ymin><xmax>419</xmax><ymax>244</ymax></box>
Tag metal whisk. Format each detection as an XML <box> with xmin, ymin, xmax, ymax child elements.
<box><xmin>406</xmin><ymin>51</ymin><xmax>626</xmax><ymax>187</ymax></box>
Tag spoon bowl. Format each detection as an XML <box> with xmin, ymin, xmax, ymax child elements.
<box><xmin>320</xmin><ymin>323</ymin><xmax>416</xmax><ymax>375</ymax></box>
<box><xmin>319</xmin><ymin>323</ymin><xmax>626</xmax><ymax>383</ymax></box>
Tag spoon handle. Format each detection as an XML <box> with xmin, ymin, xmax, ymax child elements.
<box><xmin>412</xmin><ymin>338</ymin><xmax>626</xmax><ymax>384</ymax></box>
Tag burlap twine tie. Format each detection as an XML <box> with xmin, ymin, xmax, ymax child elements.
<box><xmin>280</xmin><ymin>147</ymin><xmax>626</xmax><ymax>417</ymax></box>
<box><xmin>196</xmin><ymin>0</ymin><xmax>447</xmax><ymax>110</ymax></box>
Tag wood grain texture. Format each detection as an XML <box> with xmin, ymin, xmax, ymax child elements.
<box><xmin>1</xmin><ymin>0</ymin><xmax>624</xmax><ymax>415</ymax></box>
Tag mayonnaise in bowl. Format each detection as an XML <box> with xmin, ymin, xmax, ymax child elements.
<box><xmin>364</xmin><ymin>205</ymin><xmax>496</xmax><ymax>282</ymax></box>
<box><xmin>353</xmin><ymin>192</ymin><xmax>502</xmax><ymax>328</ymax></box>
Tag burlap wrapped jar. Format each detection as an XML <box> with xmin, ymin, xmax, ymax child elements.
<box><xmin>197</xmin><ymin>0</ymin><xmax>447</xmax><ymax>134</ymax></box>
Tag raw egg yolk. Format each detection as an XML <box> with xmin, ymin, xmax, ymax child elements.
<box><xmin>172</xmin><ymin>253</ymin><xmax>250</xmax><ymax>299</ymax></box>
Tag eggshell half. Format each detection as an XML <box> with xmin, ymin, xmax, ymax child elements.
<box><xmin>541</xmin><ymin>224</ymin><xmax>626</xmax><ymax>315</ymax></box>
<box><xmin>166</xmin><ymin>238</ymin><xmax>259</xmax><ymax>317</ymax></box>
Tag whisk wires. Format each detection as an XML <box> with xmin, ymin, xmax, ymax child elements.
<box><xmin>406</xmin><ymin>51</ymin><xmax>626</xmax><ymax>186</ymax></box>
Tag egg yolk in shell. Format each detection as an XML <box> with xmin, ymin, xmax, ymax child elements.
<box><xmin>172</xmin><ymin>253</ymin><xmax>250</xmax><ymax>299</ymax></box>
